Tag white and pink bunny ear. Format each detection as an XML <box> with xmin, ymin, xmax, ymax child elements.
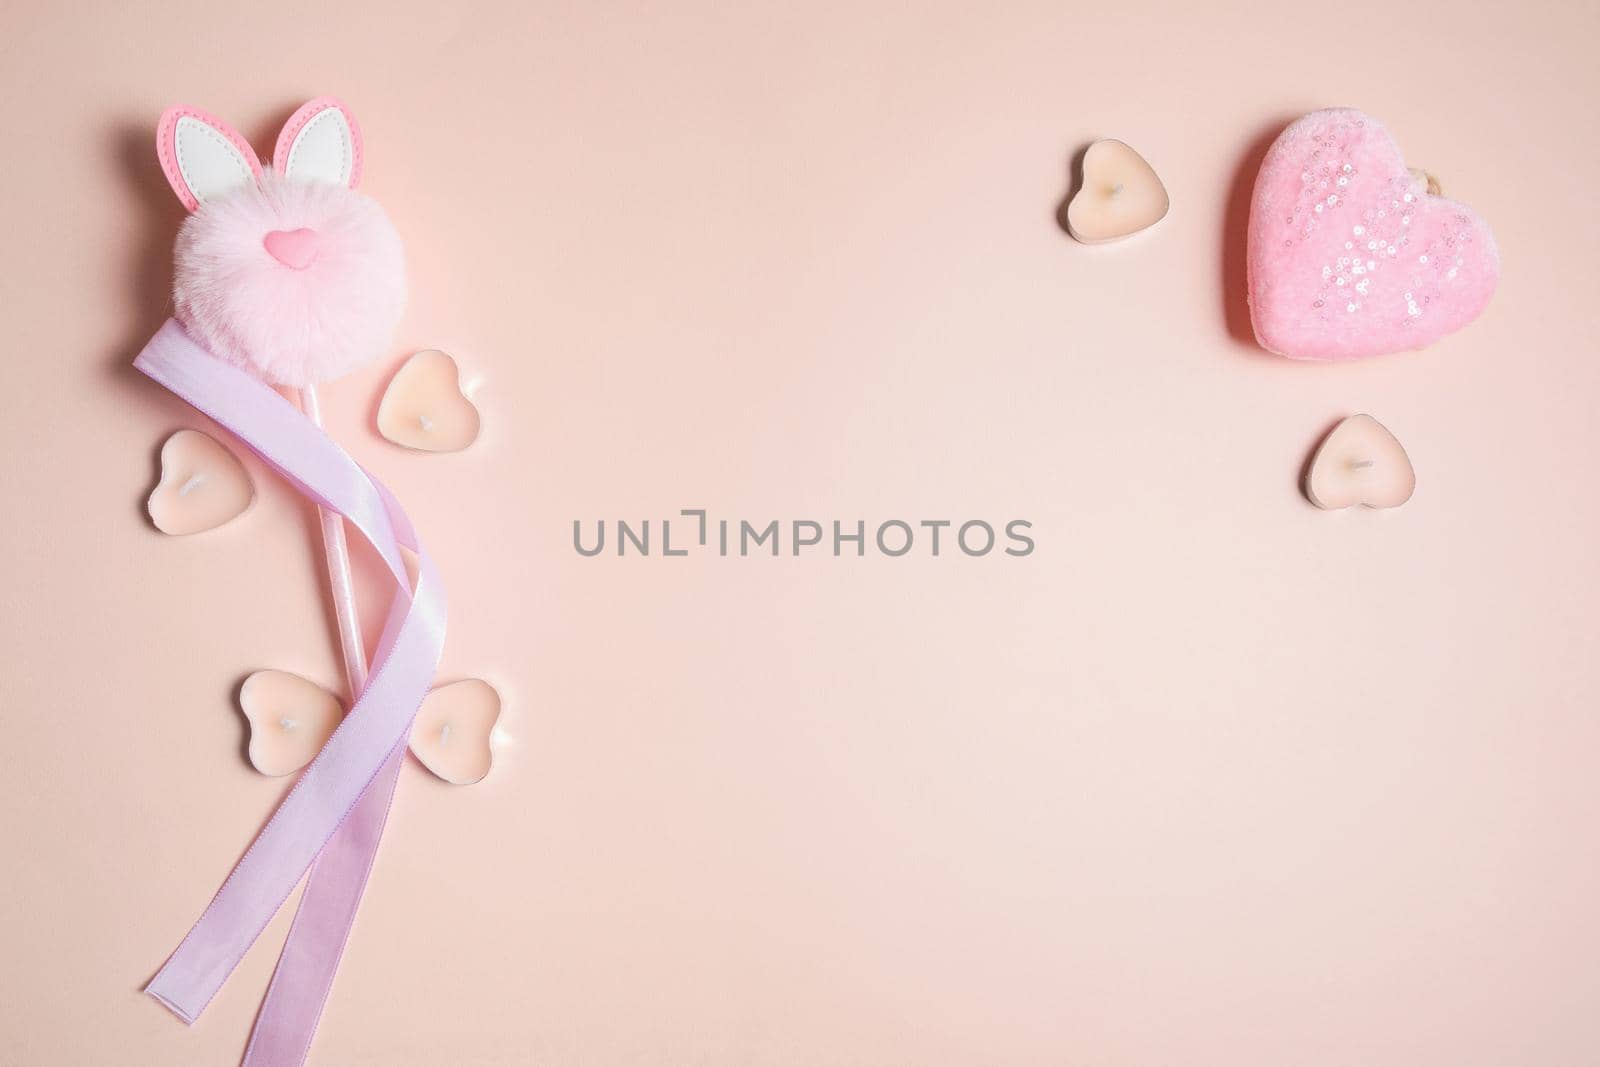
<box><xmin>157</xmin><ymin>105</ymin><xmax>263</xmax><ymax>212</ymax></box>
<box><xmin>274</xmin><ymin>97</ymin><xmax>364</xmax><ymax>188</ymax></box>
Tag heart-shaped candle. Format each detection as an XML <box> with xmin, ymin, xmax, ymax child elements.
<box><xmin>409</xmin><ymin>679</ymin><xmax>502</xmax><ymax>785</ymax></box>
<box><xmin>1066</xmin><ymin>139</ymin><xmax>1169</xmax><ymax>243</ymax></box>
<box><xmin>147</xmin><ymin>429</ymin><xmax>254</xmax><ymax>535</ymax></box>
<box><xmin>377</xmin><ymin>350</ymin><xmax>480</xmax><ymax>452</ymax></box>
<box><xmin>1304</xmin><ymin>414</ymin><xmax>1415</xmax><ymax>510</ymax></box>
<box><xmin>1247</xmin><ymin>108</ymin><xmax>1498</xmax><ymax>359</ymax></box>
<box><xmin>240</xmin><ymin>669</ymin><xmax>345</xmax><ymax>777</ymax></box>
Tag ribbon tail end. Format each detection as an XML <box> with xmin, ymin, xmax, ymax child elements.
<box><xmin>145</xmin><ymin>982</ymin><xmax>201</xmax><ymax>1027</ymax></box>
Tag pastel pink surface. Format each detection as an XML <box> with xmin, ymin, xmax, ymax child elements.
<box><xmin>4</xmin><ymin>3</ymin><xmax>1600</xmax><ymax>1066</ymax></box>
<box><xmin>1247</xmin><ymin>108</ymin><xmax>1499</xmax><ymax>359</ymax></box>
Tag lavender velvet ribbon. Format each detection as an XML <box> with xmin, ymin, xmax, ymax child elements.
<box><xmin>136</xmin><ymin>319</ymin><xmax>446</xmax><ymax>1065</ymax></box>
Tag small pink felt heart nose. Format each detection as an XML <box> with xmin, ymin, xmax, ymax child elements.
<box><xmin>263</xmin><ymin>228</ymin><xmax>320</xmax><ymax>270</ymax></box>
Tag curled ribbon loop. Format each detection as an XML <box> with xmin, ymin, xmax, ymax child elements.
<box><xmin>136</xmin><ymin>320</ymin><xmax>446</xmax><ymax>1063</ymax></box>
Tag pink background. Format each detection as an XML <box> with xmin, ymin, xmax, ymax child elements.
<box><xmin>3</xmin><ymin>1</ymin><xmax>1598</xmax><ymax>1063</ymax></box>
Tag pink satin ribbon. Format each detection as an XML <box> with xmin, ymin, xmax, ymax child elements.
<box><xmin>136</xmin><ymin>319</ymin><xmax>446</xmax><ymax>1065</ymax></box>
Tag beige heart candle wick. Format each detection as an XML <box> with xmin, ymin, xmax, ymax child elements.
<box><xmin>147</xmin><ymin>429</ymin><xmax>254</xmax><ymax>535</ymax></box>
<box><xmin>378</xmin><ymin>350</ymin><xmax>481</xmax><ymax>452</ymax></box>
<box><xmin>1304</xmin><ymin>414</ymin><xmax>1416</xmax><ymax>510</ymax></box>
<box><xmin>1066</xmin><ymin>139</ymin><xmax>1170</xmax><ymax>244</ymax></box>
<box><xmin>409</xmin><ymin>679</ymin><xmax>502</xmax><ymax>785</ymax></box>
<box><xmin>240</xmin><ymin>670</ymin><xmax>344</xmax><ymax>777</ymax></box>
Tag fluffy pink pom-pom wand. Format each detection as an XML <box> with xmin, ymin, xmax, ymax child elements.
<box><xmin>163</xmin><ymin>99</ymin><xmax>404</xmax><ymax>695</ymax></box>
<box><xmin>149</xmin><ymin>97</ymin><xmax>412</xmax><ymax>1066</ymax></box>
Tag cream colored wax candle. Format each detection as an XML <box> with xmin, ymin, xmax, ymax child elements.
<box><xmin>147</xmin><ymin>429</ymin><xmax>254</xmax><ymax>535</ymax></box>
<box><xmin>1066</xmin><ymin>139</ymin><xmax>1170</xmax><ymax>243</ymax></box>
<box><xmin>240</xmin><ymin>670</ymin><xmax>344</xmax><ymax>777</ymax></box>
<box><xmin>377</xmin><ymin>350</ymin><xmax>481</xmax><ymax>452</ymax></box>
<box><xmin>1304</xmin><ymin>414</ymin><xmax>1416</xmax><ymax>510</ymax></box>
<box><xmin>409</xmin><ymin>679</ymin><xmax>502</xmax><ymax>785</ymax></box>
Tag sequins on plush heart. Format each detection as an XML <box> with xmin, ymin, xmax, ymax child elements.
<box><xmin>1248</xmin><ymin>109</ymin><xmax>1499</xmax><ymax>359</ymax></box>
<box><xmin>1296</xmin><ymin>164</ymin><xmax>1472</xmax><ymax>322</ymax></box>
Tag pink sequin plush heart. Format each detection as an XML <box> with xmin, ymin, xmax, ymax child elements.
<box><xmin>1247</xmin><ymin>108</ymin><xmax>1498</xmax><ymax>360</ymax></box>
